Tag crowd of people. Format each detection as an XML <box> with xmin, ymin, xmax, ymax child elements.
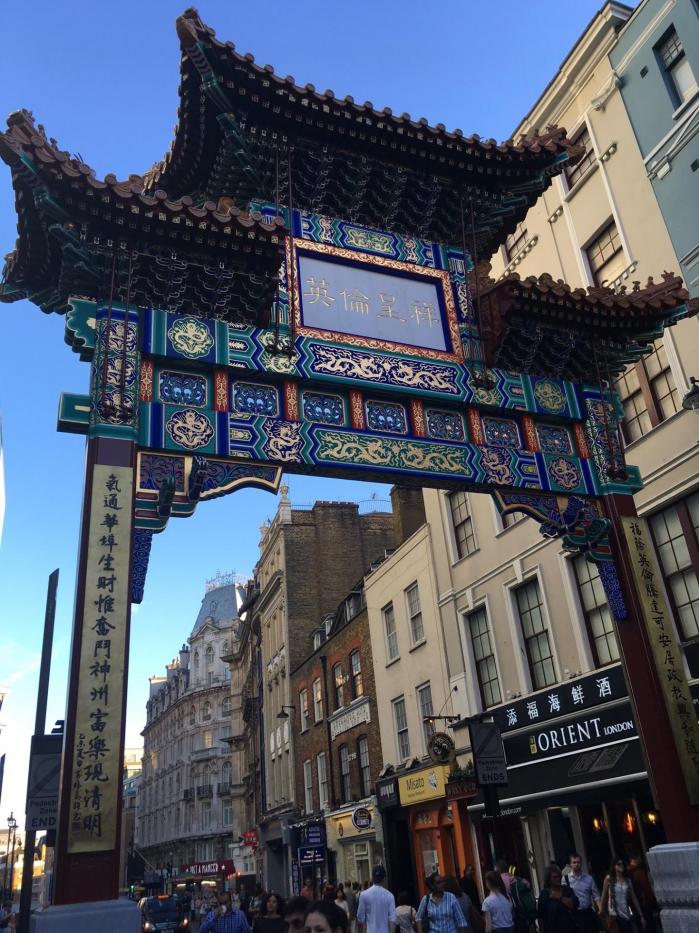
<box><xmin>186</xmin><ymin>852</ymin><xmax>659</xmax><ymax>933</ymax></box>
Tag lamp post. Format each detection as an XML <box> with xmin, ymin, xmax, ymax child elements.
<box><xmin>6</xmin><ymin>814</ymin><xmax>17</xmax><ymax>902</ymax></box>
<box><xmin>10</xmin><ymin>840</ymin><xmax>21</xmax><ymax>903</ymax></box>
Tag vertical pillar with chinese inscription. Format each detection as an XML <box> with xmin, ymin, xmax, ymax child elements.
<box><xmin>53</xmin><ymin>307</ymin><xmax>140</xmax><ymax>909</ymax></box>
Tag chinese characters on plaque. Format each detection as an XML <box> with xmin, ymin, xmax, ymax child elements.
<box><xmin>621</xmin><ymin>516</ymin><xmax>699</xmax><ymax>804</ymax></box>
<box><xmin>67</xmin><ymin>464</ymin><xmax>133</xmax><ymax>853</ymax></box>
<box><xmin>298</xmin><ymin>253</ymin><xmax>449</xmax><ymax>352</ymax></box>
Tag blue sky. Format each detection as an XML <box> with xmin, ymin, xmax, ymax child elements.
<box><xmin>0</xmin><ymin>0</ymin><xmax>610</xmax><ymax>823</ymax></box>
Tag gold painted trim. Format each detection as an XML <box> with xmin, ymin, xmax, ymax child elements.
<box><xmin>136</xmin><ymin>452</ymin><xmax>281</xmax><ymax>498</ymax></box>
<box><xmin>288</xmin><ymin>238</ymin><xmax>464</xmax><ymax>363</ymax></box>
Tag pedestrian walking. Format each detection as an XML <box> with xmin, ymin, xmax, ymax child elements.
<box><xmin>283</xmin><ymin>896</ymin><xmax>309</xmax><ymax>933</ymax></box>
<box><xmin>416</xmin><ymin>872</ymin><xmax>468</xmax><ymax>933</ymax></box>
<box><xmin>346</xmin><ymin>882</ymin><xmax>358</xmax><ymax>932</ymax></box>
<box><xmin>395</xmin><ymin>892</ymin><xmax>417</xmax><ymax>933</ymax></box>
<box><xmin>306</xmin><ymin>900</ymin><xmax>350</xmax><ymax>933</ymax></box>
<box><xmin>628</xmin><ymin>854</ymin><xmax>659</xmax><ymax>933</ymax></box>
<box><xmin>356</xmin><ymin>866</ymin><xmax>397</xmax><ymax>933</ymax></box>
<box><xmin>459</xmin><ymin>867</ymin><xmax>481</xmax><ymax>912</ymax></box>
<box><xmin>200</xmin><ymin>892</ymin><xmax>253</xmax><ymax>933</ymax></box>
<box><xmin>494</xmin><ymin>862</ymin><xmax>514</xmax><ymax>900</ymax></box>
<box><xmin>481</xmin><ymin>871</ymin><xmax>515</xmax><ymax>933</ymax></box>
<box><xmin>562</xmin><ymin>853</ymin><xmax>601</xmax><ymax>933</ymax></box>
<box><xmin>537</xmin><ymin>865</ymin><xmax>578</xmax><ymax>933</ymax></box>
<box><xmin>254</xmin><ymin>893</ymin><xmax>285</xmax><ymax>933</ymax></box>
<box><xmin>302</xmin><ymin>879</ymin><xmax>316</xmax><ymax>902</ymax></box>
<box><xmin>444</xmin><ymin>876</ymin><xmax>483</xmax><ymax>933</ymax></box>
<box><xmin>600</xmin><ymin>857</ymin><xmax>646</xmax><ymax>933</ymax></box>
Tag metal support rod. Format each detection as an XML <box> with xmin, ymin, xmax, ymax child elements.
<box><xmin>18</xmin><ymin>569</ymin><xmax>59</xmax><ymax>933</ymax></box>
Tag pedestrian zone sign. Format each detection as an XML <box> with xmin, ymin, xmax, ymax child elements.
<box><xmin>469</xmin><ymin>721</ymin><xmax>508</xmax><ymax>787</ymax></box>
<box><xmin>26</xmin><ymin>734</ymin><xmax>61</xmax><ymax>831</ymax></box>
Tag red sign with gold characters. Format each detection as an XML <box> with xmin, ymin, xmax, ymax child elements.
<box><xmin>242</xmin><ymin>830</ymin><xmax>259</xmax><ymax>849</ymax></box>
<box><xmin>621</xmin><ymin>516</ymin><xmax>699</xmax><ymax>804</ymax></box>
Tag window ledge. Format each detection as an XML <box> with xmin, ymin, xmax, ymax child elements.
<box><xmin>673</xmin><ymin>88</ymin><xmax>699</xmax><ymax>122</ymax></box>
<box><xmin>385</xmin><ymin>656</ymin><xmax>401</xmax><ymax>669</ymax></box>
<box><xmin>621</xmin><ymin>406</ymin><xmax>686</xmax><ymax>453</ymax></box>
<box><xmin>451</xmin><ymin>546</ymin><xmax>479</xmax><ymax>568</ymax></box>
<box><xmin>499</xmin><ymin>235</ymin><xmax>539</xmax><ymax>279</ymax></box>
<box><xmin>409</xmin><ymin>639</ymin><xmax>427</xmax><ymax>653</ymax></box>
<box><xmin>563</xmin><ymin>161</ymin><xmax>599</xmax><ymax>202</ymax></box>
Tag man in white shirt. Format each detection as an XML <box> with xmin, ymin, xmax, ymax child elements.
<box><xmin>356</xmin><ymin>866</ymin><xmax>397</xmax><ymax>933</ymax></box>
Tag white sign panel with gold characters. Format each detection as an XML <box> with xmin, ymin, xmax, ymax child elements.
<box><xmin>621</xmin><ymin>516</ymin><xmax>699</xmax><ymax>804</ymax></box>
<box><xmin>67</xmin><ymin>464</ymin><xmax>133</xmax><ymax>853</ymax></box>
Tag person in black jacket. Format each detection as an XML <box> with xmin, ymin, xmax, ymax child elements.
<box><xmin>537</xmin><ymin>865</ymin><xmax>578</xmax><ymax>933</ymax></box>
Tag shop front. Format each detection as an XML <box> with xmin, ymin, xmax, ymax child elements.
<box><xmin>462</xmin><ymin>665</ymin><xmax>674</xmax><ymax>890</ymax></box>
<box><xmin>173</xmin><ymin>858</ymin><xmax>236</xmax><ymax>894</ymax></box>
<box><xmin>325</xmin><ymin>802</ymin><xmax>384</xmax><ymax>884</ymax></box>
<box><xmin>293</xmin><ymin>820</ymin><xmax>328</xmax><ymax>895</ymax></box>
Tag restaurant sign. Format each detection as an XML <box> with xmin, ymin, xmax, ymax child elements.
<box><xmin>622</xmin><ymin>516</ymin><xmax>699</xmax><ymax>804</ymax></box>
<box><xmin>398</xmin><ymin>764</ymin><xmax>450</xmax><ymax>806</ymax></box>
<box><xmin>181</xmin><ymin>859</ymin><xmax>235</xmax><ymax>876</ymax></box>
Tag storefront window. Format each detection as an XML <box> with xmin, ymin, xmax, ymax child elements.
<box><xmin>420</xmin><ymin>831</ymin><xmax>440</xmax><ymax>876</ymax></box>
<box><xmin>353</xmin><ymin>842</ymin><xmax>371</xmax><ymax>883</ymax></box>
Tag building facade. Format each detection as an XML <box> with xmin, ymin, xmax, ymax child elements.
<box><xmin>137</xmin><ymin>575</ymin><xmax>244</xmax><ymax>881</ymax></box>
<box><xmin>401</xmin><ymin>0</ymin><xmax>699</xmax><ymax>890</ymax></box>
<box><xmin>610</xmin><ymin>0</ymin><xmax>699</xmax><ymax>296</ymax></box>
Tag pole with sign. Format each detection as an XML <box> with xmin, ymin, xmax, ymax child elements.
<box><xmin>468</xmin><ymin>720</ymin><xmax>508</xmax><ymax>820</ymax></box>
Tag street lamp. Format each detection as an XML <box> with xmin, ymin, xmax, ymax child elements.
<box><xmin>277</xmin><ymin>706</ymin><xmax>296</xmax><ymax>720</ymax></box>
<box><xmin>6</xmin><ymin>813</ymin><xmax>17</xmax><ymax>901</ymax></box>
<box><xmin>682</xmin><ymin>377</ymin><xmax>699</xmax><ymax>411</ymax></box>
<box><xmin>10</xmin><ymin>839</ymin><xmax>21</xmax><ymax>902</ymax></box>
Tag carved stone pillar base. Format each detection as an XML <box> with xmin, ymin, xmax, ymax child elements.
<box><xmin>647</xmin><ymin>842</ymin><xmax>699</xmax><ymax>933</ymax></box>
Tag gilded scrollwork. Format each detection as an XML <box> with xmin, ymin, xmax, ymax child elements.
<box><xmin>310</xmin><ymin>344</ymin><xmax>459</xmax><ymax>395</ymax></box>
<box><xmin>315</xmin><ymin>430</ymin><xmax>468</xmax><ymax>476</ymax></box>
<box><xmin>262</xmin><ymin>421</ymin><xmax>304</xmax><ymax>463</ymax></box>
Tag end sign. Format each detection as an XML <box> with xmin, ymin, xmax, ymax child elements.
<box><xmin>26</xmin><ymin>734</ymin><xmax>62</xmax><ymax>831</ymax></box>
<box><xmin>468</xmin><ymin>721</ymin><xmax>508</xmax><ymax>787</ymax></box>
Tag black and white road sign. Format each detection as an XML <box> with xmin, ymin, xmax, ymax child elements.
<box><xmin>469</xmin><ymin>721</ymin><xmax>508</xmax><ymax>787</ymax></box>
<box><xmin>26</xmin><ymin>734</ymin><xmax>62</xmax><ymax>831</ymax></box>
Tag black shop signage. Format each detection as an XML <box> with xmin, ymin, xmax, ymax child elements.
<box><xmin>492</xmin><ymin>664</ymin><xmax>627</xmax><ymax>736</ymax></box>
<box><xmin>504</xmin><ymin>702</ymin><xmax>637</xmax><ymax>768</ymax></box>
<box><xmin>376</xmin><ymin>776</ymin><xmax>400</xmax><ymax>810</ymax></box>
<box><xmin>302</xmin><ymin>823</ymin><xmax>326</xmax><ymax>846</ymax></box>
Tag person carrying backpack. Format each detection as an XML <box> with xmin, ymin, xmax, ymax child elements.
<box><xmin>509</xmin><ymin>874</ymin><xmax>537</xmax><ymax>933</ymax></box>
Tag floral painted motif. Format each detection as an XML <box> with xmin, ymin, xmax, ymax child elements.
<box><xmin>231</xmin><ymin>382</ymin><xmax>279</xmax><ymax>418</ymax></box>
<box><xmin>302</xmin><ymin>392</ymin><xmax>345</xmax><ymax>426</ymax></box>
<box><xmin>536</xmin><ymin>425</ymin><xmax>572</xmax><ymax>456</ymax></box>
<box><xmin>167</xmin><ymin>317</ymin><xmax>214</xmax><ymax>359</ymax></box>
<box><xmin>139</xmin><ymin>454</ymin><xmax>185</xmax><ymax>492</ymax></box>
<box><xmin>159</xmin><ymin>371</ymin><xmax>207</xmax><ymax>407</ymax></box>
<box><xmin>165</xmin><ymin>409</ymin><xmax>214</xmax><ymax>450</ymax></box>
<box><xmin>425</xmin><ymin>409</ymin><xmax>465</xmax><ymax>441</ymax></box>
<box><xmin>548</xmin><ymin>456</ymin><xmax>581</xmax><ymax>491</ymax></box>
<box><xmin>482</xmin><ymin>417</ymin><xmax>520</xmax><ymax>447</ymax></box>
<box><xmin>365</xmin><ymin>400</ymin><xmax>408</xmax><ymax>435</ymax></box>
<box><xmin>533</xmin><ymin>378</ymin><xmax>566</xmax><ymax>414</ymax></box>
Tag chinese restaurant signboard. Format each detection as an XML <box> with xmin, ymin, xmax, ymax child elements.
<box><xmin>67</xmin><ymin>465</ymin><xmax>133</xmax><ymax>853</ymax></box>
<box><xmin>621</xmin><ymin>516</ymin><xmax>699</xmax><ymax>804</ymax></box>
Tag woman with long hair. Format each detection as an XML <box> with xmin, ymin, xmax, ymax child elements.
<box><xmin>481</xmin><ymin>871</ymin><xmax>514</xmax><ymax>933</ymax></box>
<box><xmin>537</xmin><ymin>864</ymin><xmax>577</xmax><ymax>933</ymax></box>
<box><xmin>600</xmin><ymin>857</ymin><xmax>645</xmax><ymax>933</ymax></box>
<box><xmin>254</xmin><ymin>893</ymin><xmax>285</xmax><ymax>933</ymax></box>
<box><xmin>443</xmin><ymin>876</ymin><xmax>483</xmax><ymax>933</ymax></box>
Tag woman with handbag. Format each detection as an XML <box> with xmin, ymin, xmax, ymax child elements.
<box><xmin>600</xmin><ymin>857</ymin><xmax>645</xmax><ymax>933</ymax></box>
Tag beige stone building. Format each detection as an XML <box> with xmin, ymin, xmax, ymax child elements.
<box><xmin>373</xmin><ymin>0</ymin><xmax>699</xmax><ymax>893</ymax></box>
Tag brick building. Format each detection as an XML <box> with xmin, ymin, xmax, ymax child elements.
<box><xmin>255</xmin><ymin>485</ymin><xmax>423</xmax><ymax>894</ymax></box>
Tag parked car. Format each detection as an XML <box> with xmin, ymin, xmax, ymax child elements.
<box><xmin>138</xmin><ymin>895</ymin><xmax>189</xmax><ymax>931</ymax></box>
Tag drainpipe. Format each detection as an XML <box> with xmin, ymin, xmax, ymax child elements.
<box><xmin>320</xmin><ymin>656</ymin><xmax>337</xmax><ymax>807</ymax></box>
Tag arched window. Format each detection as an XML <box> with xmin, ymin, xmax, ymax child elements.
<box><xmin>222</xmin><ymin>640</ymin><xmax>229</xmax><ymax>655</ymax></box>
<box><xmin>175</xmin><ymin>772</ymin><xmax>181</xmax><ymax>790</ymax></box>
<box><xmin>202</xmin><ymin>701</ymin><xmax>212</xmax><ymax>721</ymax></box>
<box><xmin>222</xmin><ymin>760</ymin><xmax>232</xmax><ymax>787</ymax></box>
<box><xmin>333</xmin><ymin>663</ymin><xmax>344</xmax><ymax>711</ymax></box>
<box><xmin>193</xmin><ymin>651</ymin><xmax>199</xmax><ymax>672</ymax></box>
<box><xmin>203</xmin><ymin>764</ymin><xmax>211</xmax><ymax>787</ymax></box>
<box><xmin>189</xmin><ymin>706</ymin><xmax>196</xmax><ymax>726</ymax></box>
<box><xmin>205</xmin><ymin>645</ymin><xmax>214</xmax><ymax>665</ymax></box>
<box><xmin>222</xmin><ymin>696</ymin><xmax>232</xmax><ymax>716</ymax></box>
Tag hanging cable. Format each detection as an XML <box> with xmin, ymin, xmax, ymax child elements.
<box><xmin>468</xmin><ymin>196</ymin><xmax>493</xmax><ymax>389</ymax></box>
<box><xmin>459</xmin><ymin>192</ymin><xmax>478</xmax><ymax>379</ymax></box>
<box><xmin>286</xmin><ymin>147</ymin><xmax>296</xmax><ymax>355</ymax></box>
<box><xmin>118</xmin><ymin>248</ymin><xmax>134</xmax><ymax>421</ymax></box>
<box><xmin>592</xmin><ymin>340</ymin><xmax>623</xmax><ymax>482</ymax></box>
<box><xmin>273</xmin><ymin>146</ymin><xmax>282</xmax><ymax>350</ymax></box>
<box><xmin>99</xmin><ymin>249</ymin><xmax>118</xmax><ymax>417</ymax></box>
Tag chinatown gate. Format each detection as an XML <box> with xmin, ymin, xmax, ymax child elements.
<box><xmin>1</xmin><ymin>8</ymin><xmax>698</xmax><ymax>927</ymax></box>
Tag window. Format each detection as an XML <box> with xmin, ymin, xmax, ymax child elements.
<box><xmin>393</xmin><ymin>696</ymin><xmax>410</xmax><ymax>760</ymax></box>
<box><xmin>650</xmin><ymin>495</ymin><xmax>699</xmax><ymax>641</ymax></box>
<box><xmin>615</xmin><ymin>341</ymin><xmax>679</xmax><ymax>444</ymax></box>
<box><xmin>313</xmin><ymin>678</ymin><xmax>323</xmax><ymax>722</ymax></box>
<box><xmin>201</xmin><ymin>800</ymin><xmax>212</xmax><ymax>829</ymax></box>
<box><xmin>221</xmin><ymin>761</ymin><xmax>232</xmax><ymax>786</ymax></box>
<box><xmin>303</xmin><ymin>759</ymin><xmax>314</xmax><ymax>813</ymax></box>
<box><xmin>505</xmin><ymin>223</ymin><xmax>528</xmax><ymax>261</ymax></box>
<box><xmin>406</xmin><ymin>583</ymin><xmax>424</xmax><ymax>644</ymax></box>
<box><xmin>417</xmin><ymin>683</ymin><xmax>435</xmax><ymax>751</ymax></box>
<box><xmin>189</xmin><ymin>706</ymin><xmax>196</xmax><ymax>726</ymax></box>
<box><xmin>358</xmin><ymin>736</ymin><xmax>371</xmax><ymax>797</ymax></box>
<box><xmin>205</xmin><ymin>645</ymin><xmax>214</xmax><ymax>665</ymax></box>
<box><xmin>317</xmin><ymin>753</ymin><xmax>329</xmax><ymax>810</ymax></box>
<box><xmin>502</xmin><ymin>510</ymin><xmax>526</xmax><ymax>530</ymax></box>
<box><xmin>339</xmin><ymin>745</ymin><xmax>351</xmax><ymax>802</ymax></box>
<box><xmin>565</xmin><ymin>125</ymin><xmax>596</xmax><ymax>188</ymax></box>
<box><xmin>203</xmin><ymin>729</ymin><xmax>213</xmax><ymax>749</ymax></box>
<box><xmin>300</xmin><ymin>688</ymin><xmax>310</xmax><ymax>730</ymax></box>
<box><xmin>202</xmin><ymin>701</ymin><xmax>212</xmax><ymax>722</ymax></box>
<box><xmin>222</xmin><ymin>696</ymin><xmax>232</xmax><ymax>716</ymax></box>
<box><xmin>586</xmin><ymin>221</ymin><xmax>625</xmax><ymax>287</ymax></box>
<box><xmin>572</xmin><ymin>555</ymin><xmax>620</xmax><ymax>666</ymax></box>
<box><xmin>657</xmin><ymin>29</ymin><xmax>698</xmax><ymax>105</ymax></box>
<box><xmin>383</xmin><ymin>603</ymin><xmax>399</xmax><ymax>661</ymax></box>
<box><xmin>333</xmin><ymin>663</ymin><xmax>345</xmax><ymax>711</ymax></box>
<box><xmin>467</xmin><ymin>606</ymin><xmax>502</xmax><ymax>708</ymax></box>
<box><xmin>350</xmin><ymin>650</ymin><xmax>363</xmax><ymax>698</ymax></box>
<box><xmin>193</xmin><ymin>651</ymin><xmax>199</xmax><ymax>672</ymax></box>
<box><xmin>223</xmin><ymin>799</ymin><xmax>233</xmax><ymax>826</ymax></box>
<box><xmin>450</xmin><ymin>491</ymin><xmax>476</xmax><ymax>559</ymax></box>
<box><xmin>515</xmin><ymin>579</ymin><xmax>556</xmax><ymax>689</ymax></box>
